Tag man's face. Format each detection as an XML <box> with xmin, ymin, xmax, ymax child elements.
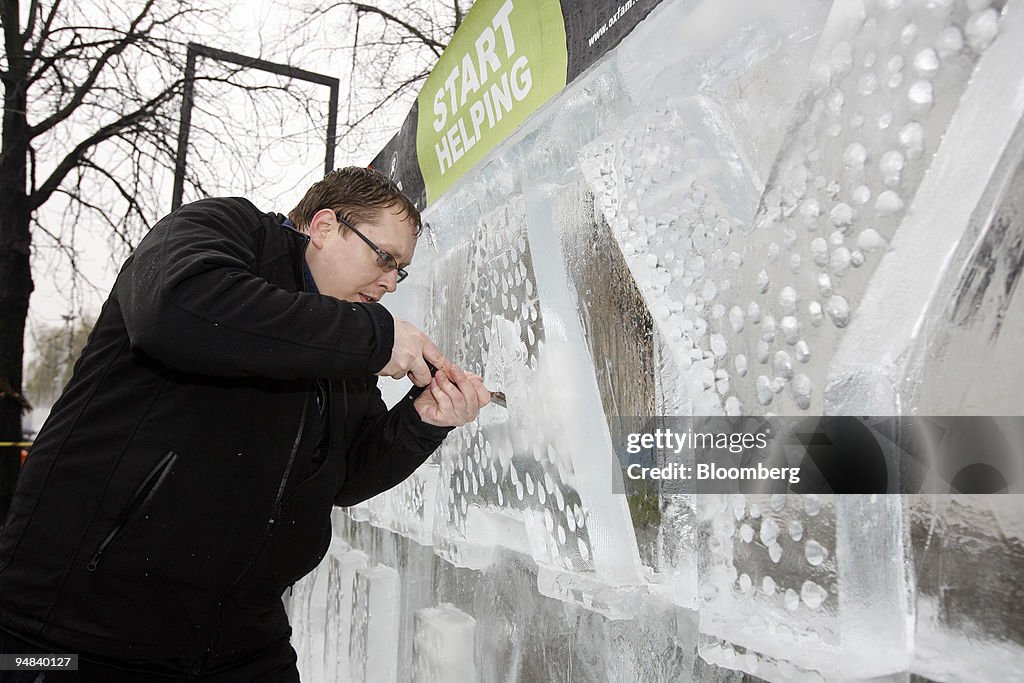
<box><xmin>305</xmin><ymin>206</ymin><xmax>417</xmax><ymax>303</ymax></box>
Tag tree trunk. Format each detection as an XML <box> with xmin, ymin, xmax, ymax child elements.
<box><xmin>0</xmin><ymin>28</ymin><xmax>34</xmax><ymax>523</ymax></box>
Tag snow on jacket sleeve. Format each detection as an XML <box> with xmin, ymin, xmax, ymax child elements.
<box><xmin>116</xmin><ymin>197</ymin><xmax>393</xmax><ymax>380</ymax></box>
<box><xmin>334</xmin><ymin>386</ymin><xmax>453</xmax><ymax>506</ymax></box>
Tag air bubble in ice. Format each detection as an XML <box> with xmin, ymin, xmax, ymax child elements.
<box><xmin>830</xmin><ymin>248</ymin><xmax>852</xmax><ymax>276</ymax></box>
<box><xmin>729</xmin><ymin>306</ymin><xmax>745</xmax><ymax>333</ymax></box>
<box><xmin>966</xmin><ymin>9</ymin><xmax>999</xmax><ymax>51</ymax></box>
<box><xmin>826</xmin><ymin>295</ymin><xmax>851</xmax><ymax>327</ymax></box>
<box><xmin>781</xmin><ymin>317</ymin><xmax>800</xmax><ymax>345</ymax></box>
<box><xmin>710</xmin><ymin>334</ymin><xmax>728</xmax><ymax>359</ymax></box>
<box><xmin>808</xmin><ymin>301</ymin><xmax>824</xmax><ymax>326</ymax></box>
<box><xmin>795</xmin><ymin>340</ymin><xmax>811</xmax><ymax>363</ymax></box>
<box><xmin>759</xmin><ymin>517</ymin><xmax>780</xmax><ymax>546</ymax></box>
<box><xmin>734</xmin><ymin>354</ymin><xmax>748</xmax><ymax>377</ymax></box>
<box><xmin>810</xmin><ymin>238</ymin><xmax>829</xmax><ymax>267</ymax></box>
<box><xmin>908</xmin><ymin>80</ymin><xmax>934</xmax><ymax>111</ymax></box>
<box><xmin>778</xmin><ymin>286</ymin><xmax>798</xmax><ymax>313</ymax></box>
<box><xmin>761</xmin><ymin>316</ymin><xmax>777</xmax><ymax>343</ymax></box>
<box><xmin>770</xmin><ymin>542</ymin><xmax>783</xmax><ymax>563</ymax></box>
<box><xmin>756</xmin><ymin>376</ymin><xmax>774</xmax><ymax>406</ymax></box>
<box><xmin>789</xmin><ymin>253</ymin><xmax>802</xmax><ymax>273</ymax></box>
<box><xmin>757</xmin><ymin>270</ymin><xmax>770</xmax><ymax>293</ymax></box>
<box><xmin>888</xmin><ymin>55</ymin><xmax>904</xmax><ymax>74</ymax></box>
<box><xmin>785</xmin><ymin>588</ymin><xmax>799</xmax><ymax>610</ymax></box>
<box><xmin>936</xmin><ymin>26</ymin><xmax>964</xmax><ymax>56</ymax></box>
<box><xmin>898</xmin><ymin>121</ymin><xmax>925</xmax><ymax>159</ymax></box>
<box><xmin>762</xmin><ymin>576</ymin><xmax>777</xmax><ymax>595</ymax></box>
<box><xmin>900</xmin><ymin>22</ymin><xmax>917</xmax><ymax>45</ymax></box>
<box><xmin>913</xmin><ymin>47</ymin><xmax>940</xmax><ymax>76</ymax></box>
<box><xmin>804</xmin><ymin>494</ymin><xmax>822</xmax><ymax>516</ymax></box>
<box><xmin>757</xmin><ymin>340</ymin><xmax>771</xmax><ymax>364</ymax></box>
<box><xmin>843</xmin><ymin>142</ymin><xmax>867</xmax><ymax>168</ymax></box>
<box><xmin>773</xmin><ymin>351</ymin><xmax>794</xmax><ymax>379</ymax></box>
<box><xmin>879</xmin><ymin>150</ymin><xmax>905</xmax><ymax>188</ymax></box>
<box><xmin>875</xmin><ymin>190</ymin><xmax>904</xmax><ymax>216</ymax></box>
<box><xmin>851</xmin><ymin>185</ymin><xmax>871</xmax><ymax>205</ymax></box>
<box><xmin>805</xmin><ymin>539</ymin><xmax>829</xmax><ymax>566</ymax></box>
<box><xmin>801</xmin><ymin>580</ymin><xmax>828</xmax><ymax>611</ymax></box>
<box><xmin>747</xmin><ymin>302</ymin><xmax>761</xmax><ymax>323</ymax></box>
<box><xmin>831</xmin><ymin>203</ymin><xmax>855</xmax><ymax>230</ymax></box>
<box><xmin>725</xmin><ymin>395</ymin><xmax>742</xmax><ymax>416</ymax></box>
<box><xmin>788</xmin><ymin>519</ymin><xmax>804</xmax><ymax>541</ymax></box>
<box><xmin>857</xmin><ymin>228</ymin><xmax>887</xmax><ymax>252</ymax></box>
<box><xmin>739</xmin><ymin>573</ymin><xmax>753</xmax><ymax>594</ymax></box>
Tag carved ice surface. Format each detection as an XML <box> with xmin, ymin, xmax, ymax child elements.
<box><xmin>412</xmin><ymin>605</ymin><xmax>476</xmax><ymax>683</ymax></box>
<box><xmin>349</xmin><ymin>565</ymin><xmax>400</xmax><ymax>683</ymax></box>
<box><xmin>285</xmin><ymin>0</ymin><xmax>1024</xmax><ymax>681</ymax></box>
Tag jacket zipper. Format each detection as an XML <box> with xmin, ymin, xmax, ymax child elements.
<box><xmin>193</xmin><ymin>394</ymin><xmax>310</xmax><ymax>677</ymax></box>
<box><xmin>86</xmin><ymin>451</ymin><xmax>178</xmax><ymax>572</ymax></box>
<box><xmin>195</xmin><ymin>237</ymin><xmax>312</xmax><ymax>677</ymax></box>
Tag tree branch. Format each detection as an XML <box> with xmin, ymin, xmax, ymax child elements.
<box><xmin>26</xmin><ymin>0</ymin><xmax>159</xmax><ymax>138</ymax></box>
<box><xmin>350</xmin><ymin>3</ymin><xmax>445</xmax><ymax>57</ymax></box>
<box><xmin>29</xmin><ymin>87</ymin><xmax>177</xmax><ymax>210</ymax></box>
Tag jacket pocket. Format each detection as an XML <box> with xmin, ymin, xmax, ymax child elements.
<box><xmin>86</xmin><ymin>450</ymin><xmax>178</xmax><ymax>571</ymax></box>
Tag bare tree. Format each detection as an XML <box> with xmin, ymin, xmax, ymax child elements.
<box><xmin>303</xmin><ymin>0</ymin><xmax>471</xmax><ymax>159</ymax></box>
<box><xmin>0</xmin><ymin>0</ymin><xmax>333</xmax><ymax>520</ymax></box>
<box><xmin>23</xmin><ymin>314</ymin><xmax>95</xmax><ymax>409</ymax></box>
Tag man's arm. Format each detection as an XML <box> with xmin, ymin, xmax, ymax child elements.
<box><xmin>116</xmin><ymin>198</ymin><xmax>393</xmax><ymax>380</ymax></box>
<box><xmin>335</xmin><ymin>367</ymin><xmax>490</xmax><ymax>505</ymax></box>
<box><xmin>334</xmin><ymin>389</ymin><xmax>452</xmax><ymax>507</ymax></box>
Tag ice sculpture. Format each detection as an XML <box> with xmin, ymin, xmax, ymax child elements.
<box><xmin>287</xmin><ymin>0</ymin><xmax>1024</xmax><ymax>680</ymax></box>
<box><xmin>412</xmin><ymin>605</ymin><xmax>477</xmax><ymax>682</ymax></box>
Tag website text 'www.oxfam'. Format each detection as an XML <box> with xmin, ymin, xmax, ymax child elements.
<box><xmin>623</xmin><ymin>427</ymin><xmax>801</xmax><ymax>485</ymax></box>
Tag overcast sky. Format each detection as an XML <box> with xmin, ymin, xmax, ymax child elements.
<box><xmin>27</xmin><ymin>0</ymin><xmax>397</xmax><ymax>352</ymax></box>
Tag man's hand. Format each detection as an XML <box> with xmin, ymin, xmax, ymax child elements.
<box><xmin>414</xmin><ymin>365</ymin><xmax>492</xmax><ymax>427</ymax></box>
<box><xmin>377</xmin><ymin>317</ymin><xmax>448</xmax><ymax>386</ymax></box>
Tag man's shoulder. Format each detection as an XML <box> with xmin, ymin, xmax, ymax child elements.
<box><xmin>159</xmin><ymin>197</ymin><xmax>285</xmax><ymax>237</ymax></box>
<box><xmin>180</xmin><ymin>196</ymin><xmax>265</xmax><ymax>220</ymax></box>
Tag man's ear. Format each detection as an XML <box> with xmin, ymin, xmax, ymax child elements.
<box><xmin>308</xmin><ymin>208</ymin><xmax>337</xmax><ymax>248</ymax></box>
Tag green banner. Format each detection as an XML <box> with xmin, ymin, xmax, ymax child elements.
<box><xmin>416</xmin><ymin>0</ymin><xmax>568</xmax><ymax>203</ymax></box>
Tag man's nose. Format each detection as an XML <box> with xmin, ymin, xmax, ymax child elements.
<box><xmin>378</xmin><ymin>269</ymin><xmax>398</xmax><ymax>293</ymax></box>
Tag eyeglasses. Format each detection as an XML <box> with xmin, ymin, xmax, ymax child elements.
<box><xmin>335</xmin><ymin>212</ymin><xmax>409</xmax><ymax>283</ymax></box>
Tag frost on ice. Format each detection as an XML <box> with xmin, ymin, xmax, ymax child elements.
<box><xmin>287</xmin><ymin>0</ymin><xmax>1024</xmax><ymax>681</ymax></box>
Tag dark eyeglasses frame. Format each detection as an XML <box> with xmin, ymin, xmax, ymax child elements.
<box><xmin>334</xmin><ymin>212</ymin><xmax>408</xmax><ymax>283</ymax></box>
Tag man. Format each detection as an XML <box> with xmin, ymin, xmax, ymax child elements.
<box><xmin>0</xmin><ymin>167</ymin><xmax>489</xmax><ymax>681</ymax></box>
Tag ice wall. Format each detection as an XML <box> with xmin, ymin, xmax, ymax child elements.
<box><xmin>288</xmin><ymin>0</ymin><xmax>1024</xmax><ymax>680</ymax></box>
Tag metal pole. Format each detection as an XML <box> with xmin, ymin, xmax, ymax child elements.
<box><xmin>171</xmin><ymin>42</ymin><xmax>341</xmax><ymax>211</ymax></box>
<box><xmin>171</xmin><ymin>44</ymin><xmax>198</xmax><ymax>211</ymax></box>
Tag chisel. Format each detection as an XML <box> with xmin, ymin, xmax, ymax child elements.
<box><xmin>409</xmin><ymin>363</ymin><xmax>506</xmax><ymax>408</ymax></box>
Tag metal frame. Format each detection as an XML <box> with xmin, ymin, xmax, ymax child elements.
<box><xmin>172</xmin><ymin>42</ymin><xmax>340</xmax><ymax>210</ymax></box>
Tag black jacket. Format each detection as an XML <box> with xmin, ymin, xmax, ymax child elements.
<box><xmin>0</xmin><ymin>197</ymin><xmax>450</xmax><ymax>676</ymax></box>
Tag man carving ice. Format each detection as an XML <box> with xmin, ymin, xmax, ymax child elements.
<box><xmin>0</xmin><ymin>167</ymin><xmax>490</xmax><ymax>681</ymax></box>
